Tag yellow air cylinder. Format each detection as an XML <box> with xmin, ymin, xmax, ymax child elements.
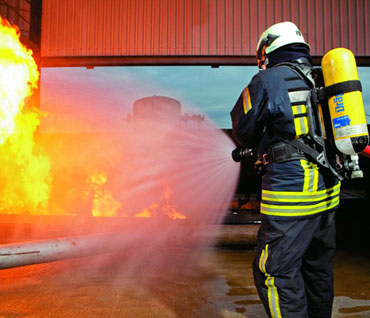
<box><xmin>321</xmin><ymin>48</ymin><xmax>369</xmax><ymax>155</ymax></box>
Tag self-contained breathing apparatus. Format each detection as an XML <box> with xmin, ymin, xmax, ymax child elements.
<box><xmin>232</xmin><ymin>47</ymin><xmax>369</xmax><ymax>181</ymax></box>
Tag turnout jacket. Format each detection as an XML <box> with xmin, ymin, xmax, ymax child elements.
<box><xmin>231</xmin><ymin>63</ymin><xmax>340</xmax><ymax>220</ymax></box>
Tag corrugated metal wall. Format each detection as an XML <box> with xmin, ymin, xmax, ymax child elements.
<box><xmin>0</xmin><ymin>0</ymin><xmax>31</xmax><ymax>38</ymax></box>
<box><xmin>40</xmin><ymin>0</ymin><xmax>370</xmax><ymax>64</ymax></box>
<box><xmin>1</xmin><ymin>0</ymin><xmax>42</xmax><ymax>50</ymax></box>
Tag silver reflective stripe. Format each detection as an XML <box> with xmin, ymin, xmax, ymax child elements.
<box><xmin>266</xmin><ymin>276</ymin><xmax>281</xmax><ymax>318</ymax></box>
<box><xmin>292</xmin><ymin>104</ymin><xmax>309</xmax><ymax>136</ymax></box>
<box><xmin>242</xmin><ymin>87</ymin><xmax>252</xmax><ymax>114</ymax></box>
<box><xmin>288</xmin><ymin>90</ymin><xmax>309</xmax><ymax>103</ymax></box>
<box><xmin>299</xmin><ymin>117</ymin><xmax>306</xmax><ymax>134</ymax></box>
<box><xmin>295</xmin><ymin>105</ymin><xmax>303</xmax><ymax>112</ymax></box>
<box><xmin>307</xmin><ymin>162</ymin><xmax>315</xmax><ymax>191</ymax></box>
<box><xmin>262</xmin><ymin>184</ymin><xmax>341</xmax><ymax>202</ymax></box>
<box><xmin>259</xmin><ymin>248</ymin><xmax>268</xmax><ymax>272</ymax></box>
<box><xmin>261</xmin><ymin>196</ymin><xmax>340</xmax><ymax>216</ymax></box>
<box><xmin>259</xmin><ymin>245</ymin><xmax>282</xmax><ymax>318</ymax></box>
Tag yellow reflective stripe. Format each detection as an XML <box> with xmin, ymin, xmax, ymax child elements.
<box><xmin>246</xmin><ymin>87</ymin><xmax>252</xmax><ymax>110</ymax></box>
<box><xmin>266</xmin><ymin>276</ymin><xmax>282</xmax><ymax>318</ymax></box>
<box><xmin>262</xmin><ymin>183</ymin><xmax>341</xmax><ymax>202</ymax></box>
<box><xmin>294</xmin><ymin>117</ymin><xmax>309</xmax><ymax>136</ymax></box>
<box><xmin>262</xmin><ymin>182</ymin><xmax>340</xmax><ymax>199</ymax></box>
<box><xmin>301</xmin><ymin>159</ymin><xmax>319</xmax><ymax>192</ymax></box>
<box><xmin>262</xmin><ymin>195</ymin><xmax>339</xmax><ymax>211</ymax></box>
<box><xmin>259</xmin><ymin>244</ymin><xmax>269</xmax><ymax>273</ymax></box>
<box><xmin>242</xmin><ymin>87</ymin><xmax>252</xmax><ymax>114</ymax></box>
<box><xmin>311</xmin><ymin>162</ymin><xmax>319</xmax><ymax>192</ymax></box>
<box><xmin>292</xmin><ymin>105</ymin><xmax>309</xmax><ymax>137</ymax></box>
<box><xmin>261</xmin><ymin>196</ymin><xmax>340</xmax><ymax>216</ymax></box>
<box><xmin>302</xmin><ymin>159</ymin><xmax>310</xmax><ymax>192</ymax></box>
<box><xmin>263</xmin><ymin>244</ymin><xmax>268</xmax><ymax>273</ymax></box>
<box><xmin>259</xmin><ymin>250</ymin><xmax>264</xmax><ymax>272</ymax></box>
<box><xmin>292</xmin><ymin>105</ymin><xmax>302</xmax><ymax>136</ymax></box>
<box><xmin>262</xmin><ymin>188</ymin><xmax>340</xmax><ymax>203</ymax></box>
<box><xmin>258</xmin><ymin>245</ymin><xmax>282</xmax><ymax>318</ymax></box>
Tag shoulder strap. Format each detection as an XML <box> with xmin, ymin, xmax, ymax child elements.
<box><xmin>272</xmin><ymin>63</ymin><xmax>344</xmax><ymax>180</ymax></box>
<box><xmin>284</xmin><ymin>138</ymin><xmax>343</xmax><ymax>180</ymax></box>
<box><xmin>274</xmin><ymin>62</ymin><xmax>315</xmax><ymax>87</ymax></box>
<box><xmin>277</xmin><ymin>63</ymin><xmax>362</xmax><ymax>101</ymax></box>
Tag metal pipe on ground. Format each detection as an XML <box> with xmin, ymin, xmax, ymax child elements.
<box><xmin>0</xmin><ymin>225</ymin><xmax>258</xmax><ymax>270</ymax></box>
<box><xmin>0</xmin><ymin>232</ymin><xmax>136</xmax><ymax>270</ymax></box>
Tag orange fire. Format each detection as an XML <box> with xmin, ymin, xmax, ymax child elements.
<box><xmin>86</xmin><ymin>171</ymin><xmax>121</xmax><ymax>217</ymax></box>
<box><xmin>165</xmin><ymin>206</ymin><xmax>187</xmax><ymax>220</ymax></box>
<box><xmin>85</xmin><ymin>174</ymin><xmax>186</xmax><ymax>220</ymax></box>
<box><xmin>134</xmin><ymin>204</ymin><xmax>159</xmax><ymax>218</ymax></box>
<box><xmin>162</xmin><ymin>182</ymin><xmax>186</xmax><ymax>220</ymax></box>
<box><xmin>0</xmin><ymin>16</ymin><xmax>187</xmax><ymax>220</ymax></box>
<box><xmin>134</xmin><ymin>182</ymin><xmax>187</xmax><ymax>220</ymax></box>
<box><xmin>0</xmin><ymin>16</ymin><xmax>51</xmax><ymax>214</ymax></box>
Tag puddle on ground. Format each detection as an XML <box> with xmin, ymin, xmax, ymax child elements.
<box><xmin>0</xmin><ymin>242</ymin><xmax>369</xmax><ymax>317</ymax></box>
<box><xmin>207</xmin><ymin>247</ymin><xmax>370</xmax><ymax>318</ymax></box>
<box><xmin>332</xmin><ymin>249</ymin><xmax>370</xmax><ymax>318</ymax></box>
<box><xmin>333</xmin><ymin>296</ymin><xmax>370</xmax><ymax>317</ymax></box>
<box><xmin>205</xmin><ymin>248</ymin><xmax>266</xmax><ymax>318</ymax></box>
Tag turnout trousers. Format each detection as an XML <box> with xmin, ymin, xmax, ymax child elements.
<box><xmin>253</xmin><ymin>211</ymin><xmax>336</xmax><ymax>318</ymax></box>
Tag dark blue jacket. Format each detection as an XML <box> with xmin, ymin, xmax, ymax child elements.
<box><xmin>231</xmin><ymin>64</ymin><xmax>340</xmax><ymax>219</ymax></box>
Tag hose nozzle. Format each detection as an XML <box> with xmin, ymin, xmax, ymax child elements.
<box><xmin>231</xmin><ymin>148</ymin><xmax>254</xmax><ymax>162</ymax></box>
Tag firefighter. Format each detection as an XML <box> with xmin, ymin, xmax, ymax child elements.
<box><xmin>230</xmin><ymin>21</ymin><xmax>340</xmax><ymax>318</ymax></box>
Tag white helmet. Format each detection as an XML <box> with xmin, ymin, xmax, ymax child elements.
<box><xmin>256</xmin><ymin>21</ymin><xmax>309</xmax><ymax>68</ymax></box>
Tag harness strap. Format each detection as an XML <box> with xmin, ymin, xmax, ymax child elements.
<box><xmin>263</xmin><ymin>141</ymin><xmax>306</xmax><ymax>164</ymax></box>
<box><xmin>269</xmin><ymin>62</ymin><xmax>345</xmax><ymax>180</ymax></box>
<box><xmin>314</xmin><ymin>80</ymin><xmax>362</xmax><ymax>102</ymax></box>
<box><xmin>284</xmin><ymin>139</ymin><xmax>328</xmax><ymax>167</ymax></box>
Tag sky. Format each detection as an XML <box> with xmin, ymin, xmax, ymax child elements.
<box><xmin>40</xmin><ymin>66</ymin><xmax>370</xmax><ymax>132</ymax></box>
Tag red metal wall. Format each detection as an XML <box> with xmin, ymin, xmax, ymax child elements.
<box><xmin>0</xmin><ymin>0</ymin><xmax>31</xmax><ymax>38</ymax></box>
<box><xmin>40</xmin><ymin>0</ymin><xmax>370</xmax><ymax>65</ymax></box>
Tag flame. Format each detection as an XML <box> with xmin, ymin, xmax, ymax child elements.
<box><xmin>163</xmin><ymin>182</ymin><xmax>186</xmax><ymax>220</ymax></box>
<box><xmin>86</xmin><ymin>171</ymin><xmax>121</xmax><ymax>217</ymax></box>
<box><xmin>134</xmin><ymin>204</ymin><xmax>158</xmax><ymax>218</ymax></box>
<box><xmin>166</xmin><ymin>207</ymin><xmax>187</xmax><ymax>220</ymax></box>
<box><xmin>0</xmin><ymin>16</ymin><xmax>51</xmax><ymax>214</ymax></box>
<box><xmin>135</xmin><ymin>182</ymin><xmax>187</xmax><ymax>220</ymax></box>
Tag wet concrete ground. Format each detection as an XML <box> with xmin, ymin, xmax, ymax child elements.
<box><xmin>0</xmin><ymin>229</ymin><xmax>369</xmax><ymax>318</ymax></box>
